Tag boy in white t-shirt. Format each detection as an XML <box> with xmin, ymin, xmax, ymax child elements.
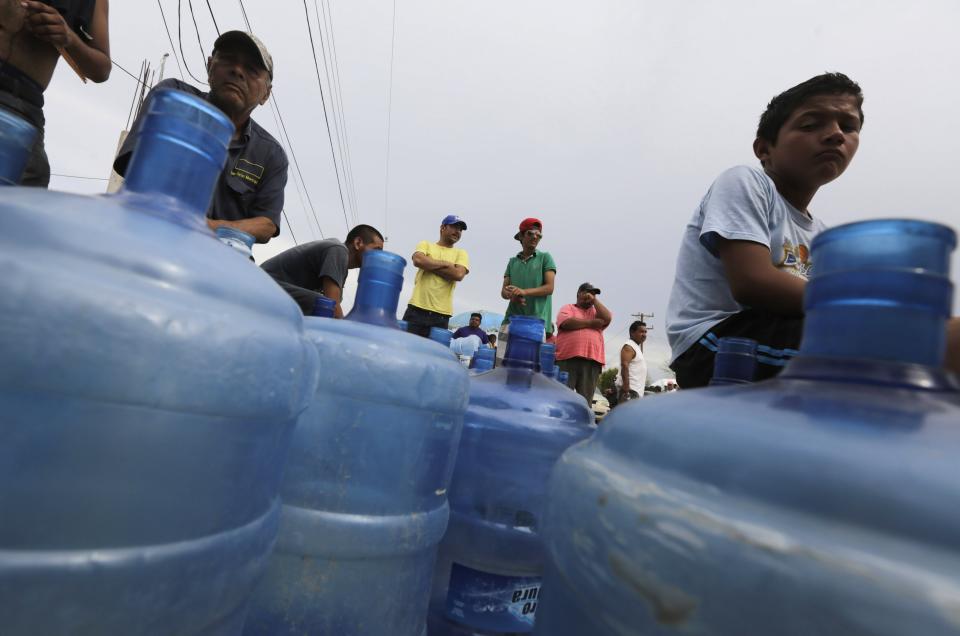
<box><xmin>666</xmin><ymin>73</ymin><xmax>864</xmax><ymax>388</ymax></box>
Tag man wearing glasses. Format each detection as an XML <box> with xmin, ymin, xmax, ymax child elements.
<box><xmin>498</xmin><ymin>217</ymin><xmax>557</xmax><ymax>361</ymax></box>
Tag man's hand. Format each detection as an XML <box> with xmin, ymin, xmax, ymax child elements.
<box><xmin>22</xmin><ymin>1</ymin><xmax>72</xmax><ymax>48</ymax></box>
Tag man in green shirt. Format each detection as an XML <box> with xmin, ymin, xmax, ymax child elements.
<box><xmin>498</xmin><ymin>217</ymin><xmax>557</xmax><ymax>360</ymax></box>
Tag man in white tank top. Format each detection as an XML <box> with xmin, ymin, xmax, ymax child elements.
<box><xmin>615</xmin><ymin>321</ymin><xmax>648</xmax><ymax>402</ymax></box>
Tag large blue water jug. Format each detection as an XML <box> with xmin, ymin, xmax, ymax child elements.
<box><xmin>244</xmin><ymin>249</ymin><xmax>470</xmax><ymax>636</ymax></box>
<box><xmin>0</xmin><ymin>108</ymin><xmax>37</xmax><ymax>184</ymax></box>
<box><xmin>429</xmin><ymin>316</ymin><xmax>595</xmax><ymax>635</ymax></box>
<box><xmin>0</xmin><ymin>89</ymin><xmax>318</xmax><ymax>634</ymax></box>
<box><xmin>534</xmin><ymin>219</ymin><xmax>960</xmax><ymax>636</ymax></box>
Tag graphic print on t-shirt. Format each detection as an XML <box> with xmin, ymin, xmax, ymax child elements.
<box><xmin>777</xmin><ymin>238</ymin><xmax>813</xmax><ymax>279</ymax></box>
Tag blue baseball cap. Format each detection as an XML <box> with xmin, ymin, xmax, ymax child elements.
<box><xmin>441</xmin><ymin>214</ymin><xmax>467</xmax><ymax>230</ymax></box>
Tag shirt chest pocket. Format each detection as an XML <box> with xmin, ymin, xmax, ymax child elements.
<box><xmin>226</xmin><ymin>172</ymin><xmax>258</xmax><ymax>201</ymax></box>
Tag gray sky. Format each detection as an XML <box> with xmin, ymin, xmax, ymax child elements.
<box><xmin>43</xmin><ymin>0</ymin><xmax>960</xmax><ymax>376</ymax></box>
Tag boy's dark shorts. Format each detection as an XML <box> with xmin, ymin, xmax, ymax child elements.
<box><xmin>671</xmin><ymin>309</ymin><xmax>804</xmax><ymax>388</ymax></box>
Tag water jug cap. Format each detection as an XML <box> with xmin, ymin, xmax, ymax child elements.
<box><xmin>312</xmin><ymin>295</ymin><xmax>337</xmax><ymax>318</ymax></box>
<box><xmin>216</xmin><ymin>226</ymin><xmax>256</xmax><ymax>258</ymax></box>
<box><xmin>474</xmin><ymin>347</ymin><xmax>495</xmax><ymax>361</ymax></box>
<box><xmin>508</xmin><ymin>315</ymin><xmax>546</xmax><ymax>342</ymax></box>
<box><xmin>0</xmin><ymin>108</ymin><xmax>38</xmax><ymax>185</ymax></box>
<box><xmin>429</xmin><ymin>327</ymin><xmax>453</xmax><ymax>347</ymax></box>
<box><xmin>711</xmin><ymin>337</ymin><xmax>758</xmax><ymax>384</ymax></box>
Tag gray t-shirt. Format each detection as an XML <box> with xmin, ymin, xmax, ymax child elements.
<box><xmin>666</xmin><ymin>165</ymin><xmax>827</xmax><ymax>362</ymax></box>
<box><xmin>260</xmin><ymin>239</ymin><xmax>349</xmax><ymax>291</ymax></box>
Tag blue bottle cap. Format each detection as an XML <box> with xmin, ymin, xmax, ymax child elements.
<box><xmin>397</xmin><ymin>320</ymin><xmax>409</xmax><ymax>332</ymax></box>
<box><xmin>429</xmin><ymin>327</ymin><xmax>453</xmax><ymax>347</ymax></box>
<box><xmin>812</xmin><ymin>219</ymin><xmax>956</xmax><ymax>277</ymax></box>
<box><xmin>710</xmin><ymin>337</ymin><xmax>758</xmax><ymax>385</ymax></box>
<box><xmin>122</xmin><ymin>89</ymin><xmax>234</xmax><ymax>219</ymax></box>
<box><xmin>0</xmin><ymin>108</ymin><xmax>39</xmax><ymax>185</ymax></box>
<box><xmin>557</xmin><ymin>371</ymin><xmax>569</xmax><ymax>384</ymax></box>
<box><xmin>472</xmin><ymin>357</ymin><xmax>494</xmax><ymax>372</ymax></box>
<box><xmin>539</xmin><ymin>342</ymin><xmax>557</xmax><ymax>375</ymax></box>
<box><xmin>346</xmin><ymin>250</ymin><xmax>407</xmax><ymax>328</ymax></box>
<box><xmin>312</xmin><ymin>296</ymin><xmax>337</xmax><ymax>318</ymax></box>
<box><xmin>474</xmin><ymin>347</ymin><xmax>495</xmax><ymax>362</ymax></box>
<box><xmin>215</xmin><ymin>227</ymin><xmax>256</xmax><ymax>257</ymax></box>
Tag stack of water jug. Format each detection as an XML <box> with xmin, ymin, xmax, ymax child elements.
<box><xmin>2</xmin><ymin>93</ymin><xmax>959</xmax><ymax>636</ymax></box>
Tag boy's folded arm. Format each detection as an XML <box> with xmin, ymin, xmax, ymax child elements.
<box><xmin>716</xmin><ymin>238</ymin><xmax>806</xmax><ymax>317</ymax></box>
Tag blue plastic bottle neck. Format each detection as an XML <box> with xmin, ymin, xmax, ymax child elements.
<box><xmin>346</xmin><ymin>250</ymin><xmax>406</xmax><ymax>328</ymax></box>
<box><xmin>539</xmin><ymin>343</ymin><xmax>556</xmax><ymax>376</ymax></box>
<box><xmin>121</xmin><ymin>89</ymin><xmax>234</xmax><ymax>219</ymax></box>
<box><xmin>312</xmin><ymin>296</ymin><xmax>336</xmax><ymax>318</ymax></box>
<box><xmin>0</xmin><ymin>108</ymin><xmax>38</xmax><ymax>185</ymax></box>
<box><xmin>473</xmin><ymin>358</ymin><xmax>494</xmax><ymax>373</ymax></box>
<box><xmin>503</xmin><ymin>316</ymin><xmax>545</xmax><ymax>370</ymax></box>
<box><xmin>786</xmin><ymin>219</ymin><xmax>957</xmax><ymax>388</ymax></box>
<box><xmin>710</xmin><ymin>337</ymin><xmax>757</xmax><ymax>386</ymax></box>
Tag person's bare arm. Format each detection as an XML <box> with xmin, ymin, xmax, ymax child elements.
<box><xmin>501</xmin><ymin>276</ymin><xmax>515</xmax><ymax>300</ymax></box>
<box><xmin>517</xmin><ymin>270</ymin><xmax>555</xmax><ymax>298</ymax></box>
<box><xmin>619</xmin><ymin>344</ymin><xmax>636</xmax><ymax>394</ymax></box>
<box><xmin>319</xmin><ymin>277</ymin><xmax>344</xmax><ymax>319</ymax></box>
<box><xmin>716</xmin><ymin>238</ymin><xmax>806</xmax><ymax>316</ymax></box>
<box><xmin>207</xmin><ymin>217</ymin><xmax>278</xmax><ymax>244</ymax></box>
<box><xmin>592</xmin><ymin>297</ymin><xmax>613</xmax><ymax>328</ymax></box>
<box><xmin>558</xmin><ymin>316</ymin><xmax>605</xmax><ymax>331</ymax></box>
<box><xmin>23</xmin><ymin>0</ymin><xmax>111</xmax><ymax>82</ymax></box>
<box><xmin>947</xmin><ymin>318</ymin><xmax>960</xmax><ymax>376</ymax></box>
<box><xmin>412</xmin><ymin>252</ymin><xmax>467</xmax><ymax>281</ymax></box>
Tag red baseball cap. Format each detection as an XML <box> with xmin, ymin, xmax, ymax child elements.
<box><xmin>514</xmin><ymin>217</ymin><xmax>543</xmax><ymax>241</ymax></box>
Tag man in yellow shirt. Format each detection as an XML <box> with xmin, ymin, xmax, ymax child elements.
<box><xmin>403</xmin><ymin>215</ymin><xmax>471</xmax><ymax>337</ymax></box>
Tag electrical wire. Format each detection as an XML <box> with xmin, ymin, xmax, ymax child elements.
<box><xmin>156</xmin><ymin>0</ymin><xmax>185</xmax><ymax>81</ymax></box>
<box><xmin>51</xmin><ymin>173</ymin><xmax>109</xmax><ymax>181</ymax></box>
<box><xmin>177</xmin><ymin>0</ymin><xmax>207</xmax><ymax>84</ymax></box>
<box><xmin>204</xmin><ymin>0</ymin><xmax>221</xmax><ymax>36</ymax></box>
<box><xmin>186</xmin><ymin>0</ymin><xmax>209</xmax><ymax>73</ymax></box>
<box><xmin>303</xmin><ymin>0</ymin><xmax>351</xmax><ymax>233</ymax></box>
<box><xmin>237</xmin><ymin>0</ymin><xmax>325</xmax><ymax>241</ymax></box>
<box><xmin>317</xmin><ymin>0</ymin><xmax>361</xmax><ymax>225</ymax></box>
<box><xmin>312</xmin><ymin>0</ymin><xmax>356</xmax><ymax>224</ymax></box>
<box><xmin>383</xmin><ymin>0</ymin><xmax>398</xmax><ymax>239</ymax></box>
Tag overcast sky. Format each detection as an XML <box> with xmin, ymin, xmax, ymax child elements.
<box><xmin>43</xmin><ymin>0</ymin><xmax>960</xmax><ymax>375</ymax></box>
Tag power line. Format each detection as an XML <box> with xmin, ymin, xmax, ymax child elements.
<box><xmin>177</xmin><ymin>0</ymin><xmax>207</xmax><ymax>85</ymax></box>
<box><xmin>204</xmin><ymin>0</ymin><xmax>221</xmax><ymax>36</ymax></box>
<box><xmin>51</xmin><ymin>173</ymin><xmax>109</xmax><ymax>181</ymax></box>
<box><xmin>186</xmin><ymin>0</ymin><xmax>208</xmax><ymax>72</ymax></box>
<box><xmin>236</xmin><ymin>0</ymin><xmax>325</xmax><ymax>241</ymax></box>
<box><xmin>156</xmin><ymin>0</ymin><xmax>185</xmax><ymax>81</ymax></box>
<box><xmin>303</xmin><ymin>0</ymin><xmax>351</xmax><ymax>233</ymax></box>
<box><xmin>383</xmin><ymin>0</ymin><xmax>398</xmax><ymax>239</ymax></box>
<box><xmin>318</xmin><ymin>0</ymin><xmax>361</xmax><ymax>224</ymax></box>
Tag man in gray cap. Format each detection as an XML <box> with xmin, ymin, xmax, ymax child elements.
<box><xmin>114</xmin><ymin>31</ymin><xmax>287</xmax><ymax>244</ymax></box>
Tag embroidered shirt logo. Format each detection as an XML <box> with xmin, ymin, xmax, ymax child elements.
<box><xmin>231</xmin><ymin>158</ymin><xmax>264</xmax><ymax>185</ymax></box>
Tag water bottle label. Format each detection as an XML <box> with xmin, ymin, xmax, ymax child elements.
<box><xmin>445</xmin><ymin>562</ymin><xmax>541</xmax><ymax>632</ymax></box>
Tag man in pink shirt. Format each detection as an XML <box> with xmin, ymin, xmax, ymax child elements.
<box><xmin>555</xmin><ymin>283</ymin><xmax>612</xmax><ymax>403</ymax></box>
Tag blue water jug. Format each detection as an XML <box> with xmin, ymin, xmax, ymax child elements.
<box><xmin>431</xmin><ymin>326</ymin><xmax>454</xmax><ymax>347</ymax></box>
<box><xmin>244</xmin><ymin>250</ymin><xmax>470</xmax><ymax>636</ymax></box>
<box><xmin>0</xmin><ymin>89</ymin><xmax>318</xmax><ymax>635</ymax></box>
<box><xmin>556</xmin><ymin>370</ymin><xmax>569</xmax><ymax>385</ymax></box>
<box><xmin>533</xmin><ymin>219</ymin><xmax>960</xmax><ymax>636</ymax></box>
<box><xmin>0</xmin><ymin>108</ymin><xmax>37</xmax><ymax>184</ymax></box>
<box><xmin>708</xmin><ymin>336</ymin><xmax>758</xmax><ymax>385</ymax></box>
<box><xmin>429</xmin><ymin>316</ymin><xmax>595</xmax><ymax>635</ymax></box>
<box><xmin>312</xmin><ymin>295</ymin><xmax>337</xmax><ymax>318</ymax></box>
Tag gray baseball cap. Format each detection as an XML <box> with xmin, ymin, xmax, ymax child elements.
<box><xmin>213</xmin><ymin>31</ymin><xmax>274</xmax><ymax>79</ymax></box>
